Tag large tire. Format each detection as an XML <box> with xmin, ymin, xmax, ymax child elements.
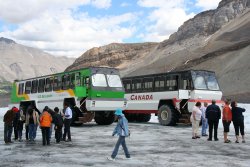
<box><xmin>94</xmin><ymin>111</ymin><xmax>115</xmax><ymax>125</ymax></box>
<box><xmin>158</xmin><ymin>105</ymin><xmax>178</xmax><ymax>126</ymax></box>
<box><xmin>124</xmin><ymin>113</ymin><xmax>137</xmax><ymax>122</ymax></box>
<box><xmin>136</xmin><ymin>114</ymin><xmax>151</xmax><ymax>122</ymax></box>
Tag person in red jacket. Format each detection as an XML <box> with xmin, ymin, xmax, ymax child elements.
<box><xmin>222</xmin><ymin>100</ymin><xmax>232</xmax><ymax>143</ymax></box>
<box><xmin>40</xmin><ymin>107</ymin><xmax>52</xmax><ymax>146</ymax></box>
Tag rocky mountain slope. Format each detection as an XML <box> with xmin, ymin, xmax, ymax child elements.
<box><xmin>0</xmin><ymin>37</ymin><xmax>75</xmax><ymax>83</ymax></box>
<box><xmin>67</xmin><ymin>0</ymin><xmax>250</xmax><ymax>102</ymax></box>
<box><xmin>66</xmin><ymin>42</ymin><xmax>158</xmax><ymax>71</ymax></box>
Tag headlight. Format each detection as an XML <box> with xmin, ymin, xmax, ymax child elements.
<box><xmin>92</xmin><ymin>101</ymin><xmax>95</xmax><ymax>107</ymax></box>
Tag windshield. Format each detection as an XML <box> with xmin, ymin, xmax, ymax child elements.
<box><xmin>192</xmin><ymin>72</ymin><xmax>207</xmax><ymax>90</ymax></box>
<box><xmin>191</xmin><ymin>71</ymin><xmax>220</xmax><ymax>90</ymax></box>
<box><xmin>106</xmin><ymin>74</ymin><xmax>123</xmax><ymax>88</ymax></box>
<box><xmin>91</xmin><ymin>74</ymin><xmax>107</xmax><ymax>87</ymax></box>
<box><xmin>205</xmin><ymin>72</ymin><xmax>220</xmax><ymax>90</ymax></box>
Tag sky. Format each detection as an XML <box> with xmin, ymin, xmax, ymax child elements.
<box><xmin>0</xmin><ymin>0</ymin><xmax>221</xmax><ymax>58</ymax></box>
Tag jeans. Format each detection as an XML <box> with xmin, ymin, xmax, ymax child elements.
<box><xmin>29</xmin><ymin>124</ymin><xmax>36</xmax><ymax>141</ymax></box>
<box><xmin>111</xmin><ymin>136</ymin><xmax>130</xmax><ymax>158</ymax></box>
<box><xmin>63</xmin><ymin>119</ymin><xmax>72</xmax><ymax>140</ymax></box>
<box><xmin>208</xmin><ymin>119</ymin><xmax>219</xmax><ymax>140</ymax></box>
<box><xmin>41</xmin><ymin>127</ymin><xmax>50</xmax><ymax>145</ymax></box>
<box><xmin>201</xmin><ymin>118</ymin><xmax>208</xmax><ymax>135</ymax></box>
<box><xmin>4</xmin><ymin>123</ymin><xmax>13</xmax><ymax>143</ymax></box>
<box><xmin>49</xmin><ymin>124</ymin><xmax>54</xmax><ymax>139</ymax></box>
<box><xmin>34</xmin><ymin>124</ymin><xmax>38</xmax><ymax>139</ymax></box>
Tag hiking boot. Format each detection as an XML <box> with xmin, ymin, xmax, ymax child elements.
<box><xmin>107</xmin><ymin>157</ymin><xmax>115</xmax><ymax>161</ymax></box>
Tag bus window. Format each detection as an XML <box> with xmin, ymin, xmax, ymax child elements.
<box><xmin>91</xmin><ymin>74</ymin><xmax>107</xmax><ymax>87</ymax></box>
<box><xmin>180</xmin><ymin>73</ymin><xmax>192</xmax><ymax>90</ymax></box>
<box><xmin>85</xmin><ymin>77</ymin><xmax>90</xmax><ymax>87</ymax></box>
<box><xmin>62</xmin><ymin>75</ymin><xmax>70</xmax><ymax>90</ymax></box>
<box><xmin>166</xmin><ymin>75</ymin><xmax>178</xmax><ymax>91</ymax></box>
<box><xmin>154</xmin><ymin>76</ymin><xmax>165</xmax><ymax>91</ymax></box>
<box><xmin>75</xmin><ymin>73</ymin><xmax>81</xmax><ymax>86</ymax></box>
<box><xmin>31</xmin><ymin>80</ymin><xmax>38</xmax><ymax>93</ymax></box>
<box><xmin>53</xmin><ymin>76</ymin><xmax>61</xmax><ymax>91</ymax></box>
<box><xmin>45</xmin><ymin>77</ymin><xmax>53</xmax><ymax>92</ymax></box>
<box><xmin>38</xmin><ymin>79</ymin><xmax>45</xmax><ymax>93</ymax></box>
<box><xmin>123</xmin><ymin>80</ymin><xmax>131</xmax><ymax>93</ymax></box>
<box><xmin>191</xmin><ymin>71</ymin><xmax>207</xmax><ymax>90</ymax></box>
<box><xmin>25</xmin><ymin>81</ymin><xmax>31</xmax><ymax>94</ymax></box>
<box><xmin>70</xmin><ymin>73</ymin><xmax>75</xmax><ymax>89</ymax></box>
<box><xmin>132</xmin><ymin>79</ymin><xmax>142</xmax><ymax>93</ymax></box>
<box><xmin>106</xmin><ymin>74</ymin><xmax>123</xmax><ymax>88</ymax></box>
<box><xmin>205</xmin><ymin>72</ymin><xmax>220</xmax><ymax>90</ymax></box>
<box><xmin>142</xmin><ymin>78</ymin><xmax>153</xmax><ymax>92</ymax></box>
<box><xmin>18</xmin><ymin>83</ymin><xmax>24</xmax><ymax>95</ymax></box>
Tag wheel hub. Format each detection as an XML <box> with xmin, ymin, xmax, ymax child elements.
<box><xmin>161</xmin><ymin>110</ymin><xmax>168</xmax><ymax>121</ymax></box>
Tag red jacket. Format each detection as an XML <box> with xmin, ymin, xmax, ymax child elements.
<box><xmin>223</xmin><ymin>105</ymin><xmax>232</xmax><ymax>121</ymax></box>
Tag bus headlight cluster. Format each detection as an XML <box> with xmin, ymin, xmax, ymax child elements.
<box><xmin>92</xmin><ymin>101</ymin><xmax>95</xmax><ymax>107</ymax></box>
<box><xmin>124</xmin><ymin>101</ymin><xmax>127</xmax><ymax>107</ymax></box>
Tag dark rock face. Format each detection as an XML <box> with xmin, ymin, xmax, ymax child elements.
<box><xmin>66</xmin><ymin>42</ymin><xmax>158</xmax><ymax>71</ymax></box>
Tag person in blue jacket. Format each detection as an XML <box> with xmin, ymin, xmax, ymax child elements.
<box><xmin>107</xmin><ymin>108</ymin><xmax>130</xmax><ymax>161</ymax></box>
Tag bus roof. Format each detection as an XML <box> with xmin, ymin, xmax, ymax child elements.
<box><xmin>122</xmin><ymin>69</ymin><xmax>216</xmax><ymax>79</ymax></box>
<box><xmin>14</xmin><ymin>66</ymin><xmax>119</xmax><ymax>83</ymax></box>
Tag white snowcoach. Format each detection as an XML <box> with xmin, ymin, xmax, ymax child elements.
<box><xmin>122</xmin><ymin>70</ymin><xmax>223</xmax><ymax>125</ymax></box>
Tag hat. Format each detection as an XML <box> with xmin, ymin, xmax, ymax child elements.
<box><xmin>12</xmin><ymin>107</ymin><xmax>19</xmax><ymax>112</ymax></box>
<box><xmin>114</xmin><ymin>108</ymin><xmax>123</xmax><ymax>116</ymax></box>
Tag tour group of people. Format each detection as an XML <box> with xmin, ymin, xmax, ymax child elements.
<box><xmin>3</xmin><ymin>102</ymin><xmax>73</xmax><ymax>145</ymax></box>
<box><xmin>191</xmin><ymin>100</ymin><xmax>246</xmax><ymax>143</ymax></box>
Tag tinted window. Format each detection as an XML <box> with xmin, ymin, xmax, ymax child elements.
<box><xmin>142</xmin><ymin>77</ymin><xmax>153</xmax><ymax>92</ymax></box>
<box><xmin>31</xmin><ymin>80</ymin><xmax>38</xmax><ymax>93</ymax></box>
<box><xmin>75</xmin><ymin>73</ymin><xmax>81</xmax><ymax>86</ymax></box>
<box><xmin>70</xmin><ymin>73</ymin><xmax>75</xmax><ymax>89</ymax></box>
<box><xmin>132</xmin><ymin>79</ymin><xmax>142</xmax><ymax>92</ymax></box>
<box><xmin>62</xmin><ymin>75</ymin><xmax>70</xmax><ymax>90</ymax></box>
<box><xmin>45</xmin><ymin>77</ymin><xmax>53</xmax><ymax>92</ymax></box>
<box><xmin>53</xmin><ymin>76</ymin><xmax>61</xmax><ymax>91</ymax></box>
<box><xmin>18</xmin><ymin>83</ymin><xmax>24</xmax><ymax>95</ymax></box>
<box><xmin>154</xmin><ymin>76</ymin><xmax>165</xmax><ymax>91</ymax></box>
<box><xmin>38</xmin><ymin>79</ymin><xmax>45</xmax><ymax>93</ymax></box>
<box><xmin>25</xmin><ymin>81</ymin><xmax>31</xmax><ymax>94</ymax></box>
<box><xmin>122</xmin><ymin>80</ymin><xmax>131</xmax><ymax>93</ymax></box>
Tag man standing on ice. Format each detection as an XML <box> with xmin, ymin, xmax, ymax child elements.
<box><xmin>107</xmin><ymin>108</ymin><xmax>130</xmax><ymax>161</ymax></box>
<box><xmin>206</xmin><ymin>100</ymin><xmax>221</xmax><ymax>141</ymax></box>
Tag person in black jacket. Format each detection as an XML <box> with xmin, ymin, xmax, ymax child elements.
<box><xmin>206</xmin><ymin>100</ymin><xmax>221</xmax><ymax>141</ymax></box>
<box><xmin>53</xmin><ymin>107</ymin><xmax>64</xmax><ymax>143</ymax></box>
<box><xmin>231</xmin><ymin>101</ymin><xmax>246</xmax><ymax>143</ymax></box>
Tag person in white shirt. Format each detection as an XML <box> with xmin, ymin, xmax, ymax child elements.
<box><xmin>63</xmin><ymin>103</ymin><xmax>72</xmax><ymax>142</ymax></box>
<box><xmin>190</xmin><ymin>102</ymin><xmax>202</xmax><ymax>139</ymax></box>
<box><xmin>201</xmin><ymin>102</ymin><xmax>208</xmax><ymax>136</ymax></box>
